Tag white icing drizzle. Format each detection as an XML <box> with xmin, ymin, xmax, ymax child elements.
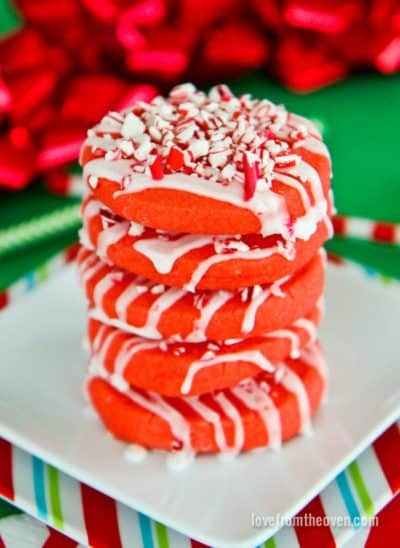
<box><xmin>113</xmin><ymin>337</ymin><xmax>159</xmax><ymax>385</ymax></box>
<box><xmin>91</xmin><ymin>285</ymin><xmax>185</xmax><ymax>341</ymax></box>
<box><xmin>187</xmin><ymin>291</ymin><xmax>231</xmax><ymax>342</ymax></box>
<box><xmin>89</xmin><ymin>354</ymin><xmax>195</xmax><ymax>465</ymax></box>
<box><xmin>134</xmin><ymin>233</ymin><xmax>212</xmax><ymax>274</ymax></box>
<box><xmin>89</xmin><ymin>329</ymin><xmax>121</xmax><ymax>379</ymax></box>
<box><xmin>126</xmin><ymin>389</ymin><xmax>193</xmax><ymax>456</ymax></box>
<box><xmin>323</xmin><ymin>215</ymin><xmax>334</xmax><ymax>239</ymax></box>
<box><xmin>96</xmin><ymin>220</ymin><xmax>129</xmax><ymax>261</ymax></box>
<box><xmin>275</xmin><ymin>172</ymin><xmax>311</xmax><ymax>209</ymax></box>
<box><xmin>214</xmin><ymin>392</ymin><xmax>245</xmax><ymax>456</ymax></box>
<box><xmin>185</xmin><ymin>397</ymin><xmax>228</xmax><ymax>452</ymax></box>
<box><xmin>267</xmin><ymin>329</ymin><xmax>301</xmax><ymax>359</ymax></box>
<box><xmin>185</xmin><ymin>239</ymin><xmax>295</xmax><ymax>292</ymax></box>
<box><xmin>93</xmin><ymin>272</ymin><xmax>118</xmax><ymax>309</ymax></box>
<box><xmin>82</xmin><ymin>197</ymin><xmax>329</xmax><ymax>291</ymax></box>
<box><xmin>232</xmin><ymin>380</ymin><xmax>282</xmax><ymax>451</ymax></box>
<box><xmin>294</xmin><ymin>200</ymin><xmax>328</xmax><ymax>240</ymax></box>
<box><xmin>107</xmin><ymin>338</ymin><xmax>136</xmax><ymax>391</ymax></box>
<box><xmin>301</xmin><ymin>343</ymin><xmax>328</xmax><ymax>382</ymax></box>
<box><xmin>292</xmin><ymin>318</ymin><xmax>317</xmax><ymax>346</ymax></box>
<box><xmin>84</xmin><ymin>159</ymin><xmax>289</xmax><ymax>238</ymax></box>
<box><xmin>82</xmin><ymin>197</ymin><xmax>106</xmax><ymax>218</ymax></box>
<box><xmin>77</xmin><ymin>251</ymin><xmax>96</xmax><ymax>277</ymax></box>
<box><xmin>79</xmin><ymin>255</ymin><xmax>104</xmax><ymax>285</ymax></box>
<box><xmin>143</xmin><ymin>287</ymin><xmax>186</xmax><ymax>336</ymax></box>
<box><xmin>115</xmin><ymin>280</ymin><xmax>148</xmax><ymax>321</ymax></box>
<box><xmin>92</xmin><ymin>324</ymin><xmax>107</xmax><ymax>354</ymax></box>
<box><xmin>147</xmin><ymin>391</ymin><xmax>193</xmax><ymax>453</ymax></box>
<box><xmin>79</xmin><ymin>227</ymin><xmax>94</xmax><ymax>251</ymax></box>
<box><xmin>181</xmin><ymin>350</ymin><xmax>274</xmax><ymax>395</ymax></box>
<box><xmin>91</xmin><ymin>349</ymin><xmax>194</xmax><ymax>461</ymax></box>
<box><xmin>85</xmin><ymin>159</ymin><xmax>329</xmax><ymax>246</ymax></box>
<box><xmin>242</xmin><ymin>286</ymin><xmax>269</xmax><ymax>334</ymax></box>
<box><xmin>90</xmin><ymin>308</ymin><xmax>154</xmax><ymax>339</ymax></box>
<box><xmin>287</xmin><ymin>160</ymin><xmax>324</xmax><ymax>203</ymax></box>
<box><xmin>241</xmin><ymin>276</ymin><xmax>288</xmax><ymax>334</ymax></box>
<box><xmin>279</xmin><ymin>367</ymin><xmax>312</xmax><ymax>435</ymax></box>
<box><xmin>296</xmin><ymin>133</ymin><xmax>329</xmax><ymax>157</ymax></box>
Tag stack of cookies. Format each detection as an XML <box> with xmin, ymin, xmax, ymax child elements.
<box><xmin>78</xmin><ymin>84</ymin><xmax>333</xmax><ymax>467</ymax></box>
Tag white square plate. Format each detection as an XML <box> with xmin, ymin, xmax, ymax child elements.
<box><xmin>0</xmin><ymin>263</ymin><xmax>399</xmax><ymax>548</ymax></box>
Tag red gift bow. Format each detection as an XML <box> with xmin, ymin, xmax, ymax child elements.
<box><xmin>1</xmin><ymin>0</ymin><xmax>400</xmax><ymax>191</ymax></box>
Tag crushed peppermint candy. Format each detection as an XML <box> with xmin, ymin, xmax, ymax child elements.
<box><xmin>86</xmin><ymin>83</ymin><xmax>319</xmax><ymax>200</ymax></box>
<box><xmin>128</xmin><ymin>221</ymin><xmax>145</xmax><ymax>237</ymax></box>
<box><xmin>150</xmin><ymin>154</ymin><xmax>164</xmax><ymax>180</ymax></box>
<box><xmin>201</xmin><ymin>350</ymin><xmax>216</xmax><ymax>360</ymax></box>
<box><xmin>150</xmin><ymin>284</ymin><xmax>165</xmax><ymax>294</ymax></box>
<box><xmin>213</xmin><ymin>237</ymin><xmax>250</xmax><ymax>254</ymax></box>
<box><xmin>207</xmin><ymin>342</ymin><xmax>220</xmax><ymax>351</ymax></box>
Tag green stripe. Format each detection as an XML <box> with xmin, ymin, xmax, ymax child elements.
<box><xmin>36</xmin><ymin>263</ymin><xmax>49</xmax><ymax>283</ymax></box>
<box><xmin>69</xmin><ymin>162</ymin><xmax>82</xmax><ymax>175</ymax></box>
<box><xmin>0</xmin><ymin>204</ymin><xmax>80</xmax><ymax>258</ymax></box>
<box><xmin>0</xmin><ymin>498</ymin><xmax>23</xmax><ymax>518</ymax></box>
<box><xmin>264</xmin><ymin>537</ymin><xmax>277</xmax><ymax>548</ymax></box>
<box><xmin>348</xmin><ymin>461</ymin><xmax>375</xmax><ymax>517</ymax></box>
<box><xmin>379</xmin><ymin>273</ymin><xmax>393</xmax><ymax>285</ymax></box>
<box><xmin>46</xmin><ymin>465</ymin><xmax>64</xmax><ymax>530</ymax></box>
<box><xmin>154</xmin><ymin>521</ymin><xmax>169</xmax><ymax>548</ymax></box>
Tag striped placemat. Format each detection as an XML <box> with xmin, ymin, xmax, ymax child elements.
<box><xmin>0</xmin><ymin>424</ymin><xmax>398</xmax><ymax>547</ymax></box>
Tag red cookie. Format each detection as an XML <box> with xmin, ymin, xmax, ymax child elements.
<box><xmin>87</xmin><ymin>341</ymin><xmax>327</xmax><ymax>454</ymax></box>
<box><xmin>80</xmin><ymin>84</ymin><xmax>331</xmax><ymax>237</ymax></box>
<box><xmin>81</xmin><ymin>196</ymin><xmax>332</xmax><ymax>289</ymax></box>
<box><xmin>87</xmin><ymin>305</ymin><xmax>321</xmax><ymax>397</ymax></box>
<box><xmin>78</xmin><ymin>246</ymin><xmax>325</xmax><ymax>341</ymax></box>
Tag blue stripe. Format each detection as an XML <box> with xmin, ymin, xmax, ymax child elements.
<box><xmin>362</xmin><ymin>266</ymin><xmax>376</xmax><ymax>278</ymax></box>
<box><xmin>138</xmin><ymin>512</ymin><xmax>154</xmax><ymax>548</ymax></box>
<box><xmin>25</xmin><ymin>271</ymin><xmax>36</xmax><ymax>291</ymax></box>
<box><xmin>336</xmin><ymin>471</ymin><xmax>361</xmax><ymax>528</ymax></box>
<box><xmin>32</xmin><ymin>456</ymin><xmax>47</xmax><ymax>520</ymax></box>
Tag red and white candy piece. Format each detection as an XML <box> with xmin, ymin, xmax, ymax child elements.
<box><xmin>333</xmin><ymin>215</ymin><xmax>400</xmax><ymax>245</ymax></box>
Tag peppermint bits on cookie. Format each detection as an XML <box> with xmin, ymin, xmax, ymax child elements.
<box><xmin>81</xmin><ymin>83</ymin><xmax>331</xmax><ymax>236</ymax></box>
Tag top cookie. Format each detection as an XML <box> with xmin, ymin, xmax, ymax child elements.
<box><xmin>80</xmin><ymin>83</ymin><xmax>331</xmax><ymax>237</ymax></box>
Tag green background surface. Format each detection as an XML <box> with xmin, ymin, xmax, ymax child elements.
<box><xmin>0</xmin><ymin>0</ymin><xmax>20</xmax><ymax>34</ymax></box>
<box><xmin>1</xmin><ymin>2</ymin><xmax>400</xmax><ymax>290</ymax></box>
